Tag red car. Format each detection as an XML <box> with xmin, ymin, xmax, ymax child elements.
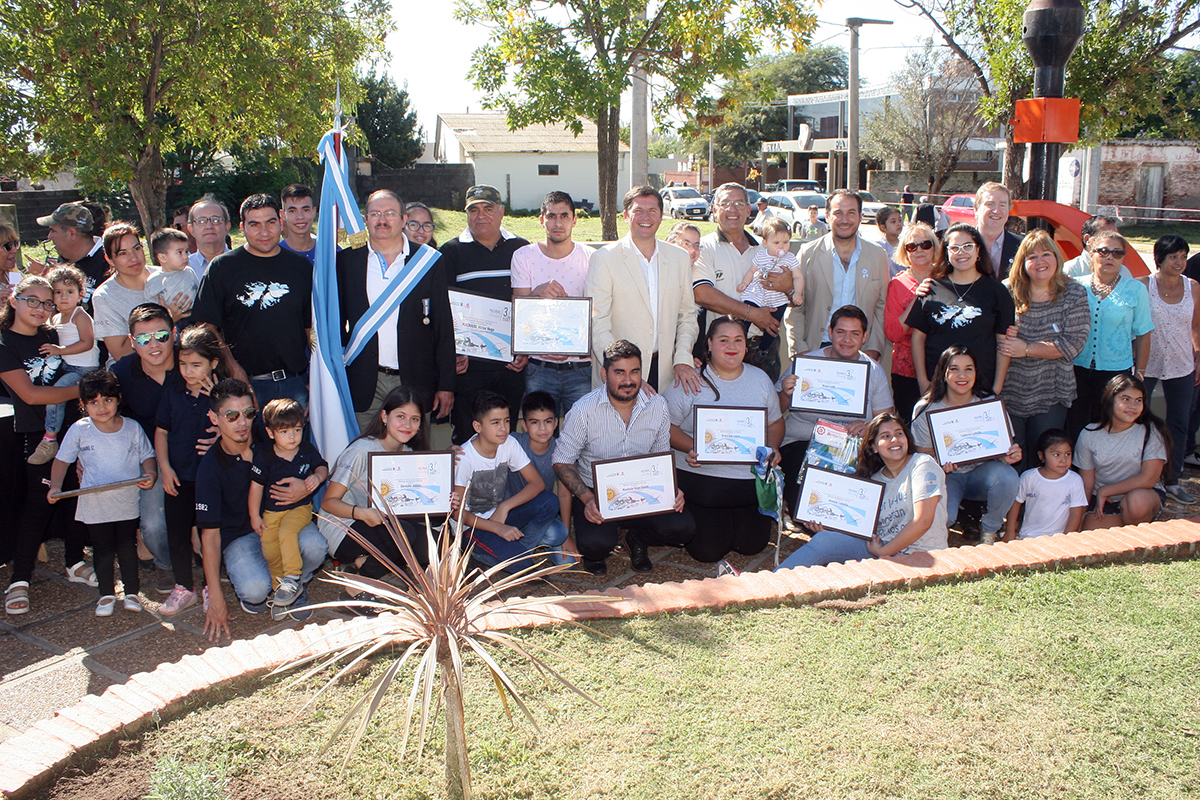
<box><xmin>941</xmin><ymin>194</ymin><xmax>976</xmax><ymax>226</ymax></box>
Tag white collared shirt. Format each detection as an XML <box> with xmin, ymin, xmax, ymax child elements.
<box><xmin>366</xmin><ymin>235</ymin><xmax>411</xmax><ymax>369</ymax></box>
<box><xmin>635</xmin><ymin>240</ymin><xmax>660</xmax><ymax>353</ymax></box>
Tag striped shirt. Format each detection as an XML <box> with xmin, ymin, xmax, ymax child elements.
<box><xmin>1001</xmin><ymin>280</ymin><xmax>1090</xmax><ymax>417</ymax></box>
<box><xmin>553</xmin><ymin>384</ymin><xmax>671</xmax><ymax>488</ymax></box>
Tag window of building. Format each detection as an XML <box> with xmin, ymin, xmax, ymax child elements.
<box><xmin>538</xmin><ymin>164</ymin><xmax>559</xmax><ymax>176</ymax></box>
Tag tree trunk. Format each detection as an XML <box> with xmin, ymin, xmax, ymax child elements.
<box><xmin>596</xmin><ymin>99</ymin><xmax>621</xmax><ymax>241</ymax></box>
<box><xmin>127</xmin><ymin>144</ymin><xmax>168</xmax><ymax>236</ymax></box>
<box><xmin>442</xmin><ymin>657</ymin><xmax>472</xmax><ymax>800</ymax></box>
<box><xmin>1002</xmin><ymin>127</ymin><xmax>1027</xmax><ymax>200</ymax></box>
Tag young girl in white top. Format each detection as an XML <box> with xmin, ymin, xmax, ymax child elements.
<box><xmin>737</xmin><ymin>217</ymin><xmax>801</xmax><ymax>357</ymax></box>
<box><xmin>1002</xmin><ymin>429</ymin><xmax>1087</xmax><ymax>540</ymax></box>
<box><xmin>29</xmin><ymin>266</ymin><xmax>99</xmax><ymax>465</ymax></box>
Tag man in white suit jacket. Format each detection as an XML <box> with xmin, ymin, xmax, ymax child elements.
<box><xmin>587</xmin><ymin>186</ymin><xmax>701</xmax><ymax>393</ymax></box>
<box><xmin>784</xmin><ymin>189</ymin><xmax>890</xmax><ymax>359</ymax></box>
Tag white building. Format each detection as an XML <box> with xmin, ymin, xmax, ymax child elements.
<box><xmin>433</xmin><ymin>113</ymin><xmax>628</xmax><ymax>211</ymax></box>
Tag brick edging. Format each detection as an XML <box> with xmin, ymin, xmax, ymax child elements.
<box><xmin>3</xmin><ymin>518</ymin><xmax>1199</xmax><ymax>798</ymax></box>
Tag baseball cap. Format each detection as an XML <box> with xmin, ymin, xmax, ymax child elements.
<box><xmin>36</xmin><ymin>202</ymin><xmax>92</xmax><ymax>231</ymax></box>
<box><xmin>464</xmin><ymin>185</ymin><xmax>503</xmax><ymax>209</ymax></box>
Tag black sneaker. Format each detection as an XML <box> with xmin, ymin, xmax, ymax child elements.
<box><xmin>155</xmin><ymin>566</ymin><xmax>174</xmax><ymax>595</ymax></box>
<box><xmin>239</xmin><ymin>597</ymin><xmax>269</xmax><ymax>615</ymax></box>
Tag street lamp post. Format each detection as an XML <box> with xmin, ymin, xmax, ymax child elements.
<box><xmin>846</xmin><ymin>17</ymin><xmax>892</xmax><ymax>191</ymax></box>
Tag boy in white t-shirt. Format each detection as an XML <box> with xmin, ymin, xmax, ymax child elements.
<box><xmin>454</xmin><ymin>391</ymin><xmax>563</xmax><ymax>570</ymax></box>
<box><xmin>1003</xmin><ymin>429</ymin><xmax>1087</xmax><ymax>540</ymax></box>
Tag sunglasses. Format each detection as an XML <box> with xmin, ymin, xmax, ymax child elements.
<box><xmin>1</xmin><ymin>241</ymin><xmax>19</xmax><ymax>252</ymax></box>
<box><xmin>947</xmin><ymin>243</ymin><xmax>977</xmax><ymax>254</ymax></box>
<box><xmin>904</xmin><ymin>240</ymin><xmax>935</xmax><ymax>252</ymax></box>
<box><xmin>132</xmin><ymin>330</ymin><xmax>172</xmax><ymax>346</ymax></box>
<box><xmin>221</xmin><ymin>407</ymin><xmax>257</xmax><ymax>423</ymax></box>
<box><xmin>1094</xmin><ymin>247</ymin><xmax>1126</xmax><ymax>259</ymax></box>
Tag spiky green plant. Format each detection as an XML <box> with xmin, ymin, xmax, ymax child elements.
<box><xmin>275</xmin><ymin>484</ymin><xmax>598</xmax><ymax>800</ymax></box>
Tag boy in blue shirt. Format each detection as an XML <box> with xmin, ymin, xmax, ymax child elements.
<box><xmin>508</xmin><ymin>391</ymin><xmax>575</xmax><ymax>564</ymax></box>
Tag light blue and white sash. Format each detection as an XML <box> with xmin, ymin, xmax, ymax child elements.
<box><xmin>342</xmin><ymin>243</ymin><xmax>440</xmax><ymax>366</ymax></box>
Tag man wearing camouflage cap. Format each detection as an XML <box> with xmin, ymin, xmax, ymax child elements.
<box><xmin>437</xmin><ymin>184</ymin><xmax>530</xmax><ymax>443</ymax></box>
<box><xmin>31</xmin><ymin>202</ymin><xmax>107</xmax><ymax>311</ymax></box>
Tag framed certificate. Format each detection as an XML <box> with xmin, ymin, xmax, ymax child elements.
<box><xmin>591</xmin><ymin>452</ymin><xmax>678</xmax><ymax>522</ymax></box>
<box><xmin>926</xmin><ymin>398</ymin><xmax>1014</xmax><ymax>467</ymax></box>
<box><xmin>368</xmin><ymin>450</ymin><xmax>455</xmax><ymax>518</ymax></box>
<box><xmin>793</xmin><ymin>465</ymin><xmax>885</xmax><ymax>540</ymax></box>
<box><xmin>788</xmin><ymin>355</ymin><xmax>871</xmax><ymax>417</ymax></box>
<box><xmin>448</xmin><ymin>289</ymin><xmax>512</xmax><ymax>362</ymax></box>
<box><xmin>511</xmin><ymin>296</ymin><xmax>592</xmax><ymax>356</ymax></box>
<box><xmin>692</xmin><ymin>405</ymin><xmax>767</xmax><ymax>464</ymax></box>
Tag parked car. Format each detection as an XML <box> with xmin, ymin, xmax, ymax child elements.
<box><xmin>777</xmin><ymin>179</ymin><xmax>823</xmax><ymax>193</ymax></box>
<box><xmin>857</xmin><ymin>191</ymin><xmax>890</xmax><ymax>224</ymax></box>
<box><xmin>941</xmin><ymin>193</ymin><xmax>976</xmax><ymax>225</ymax></box>
<box><xmin>764</xmin><ymin>191</ymin><xmax>828</xmax><ymax>235</ymax></box>
<box><xmin>662</xmin><ymin>186</ymin><xmax>711</xmax><ymax>220</ymax></box>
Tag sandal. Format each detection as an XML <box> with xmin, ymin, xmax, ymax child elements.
<box><xmin>4</xmin><ymin>582</ymin><xmax>30</xmax><ymax>616</ymax></box>
<box><xmin>66</xmin><ymin>561</ymin><xmax>98</xmax><ymax>588</ymax></box>
<box><xmin>95</xmin><ymin>595</ymin><xmax>116</xmax><ymax>617</ymax></box>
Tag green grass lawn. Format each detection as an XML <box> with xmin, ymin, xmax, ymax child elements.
<box><xmin>87</xmin><ymin>559</ymin><xmax>1200</xmax><ymax>800</ymax></box>
<box><xmin>1121</xmin><ymin>223</ymin><xmax>1200</xmax><ymax>252</ymax></box>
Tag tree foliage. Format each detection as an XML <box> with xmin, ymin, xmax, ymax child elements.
<box><xmin>1116</xmin><ymin>50</ymin><xmax>1200</xmax><ymax>140</ymax></box>
<box><xmin>457</xmin><ymin>0</ymin><xmax>818</xmax><ymax>239</ymax></box>
<box><xmin>356</xmin><ymin>73</ymin><xmax>424</xmax><ymax>170</ymax></box>
<box><xmin>0</xmin><ymin>0</ymin><xmax>392</xmax><ymax>234</ymax></box>
<box><xmin>893</xmin><ymin>0</ymin><xmax>1200</xmax><ymax>195</ymax></box>
<box><xmin>861</xmin><ymin>42</ymin><xmax>988</xmax><ymax>196</ymax></box>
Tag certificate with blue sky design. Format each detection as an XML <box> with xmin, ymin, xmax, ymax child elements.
<box><xmin>449</xmin><ymin>289</ymin><xmax>512</xmax><ymax>362</ymax></box>
<box><xmin>692</xmin><ymin>405</ymin><xmax>767</xmax><ymax>465</ymax></box>
<box><xmin>789</xmin><ymin>355</ymin><xmax>871</xmax><ymax>418</ymax></box>
<box><xmin>368</xmin><ymin>450</ymin><xmax>455</xmax><ymax>519</ymax></box>
<box><xmin>511</xmin><ymin>296</ymin><xmax>592</xmax><ymax>357</ymax></box>
<box><xmin>794</xmin><ymin>465</ymin><xmax>885</xmax><ymax>540</ymax></box>
<box><xmin>926</xmin><ymin>398</ymin><xmax>1015</xmax><ymax>468</ymax></box>
<box><xmin>591</xmin><ymin>452</ymin><xmax>678</xmax><ymax>522</ymax></box>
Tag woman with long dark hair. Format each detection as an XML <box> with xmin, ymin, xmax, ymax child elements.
<box><xmin>777</xmin><ymin>411</ymin><xmax>947</xmax><ymax>569</ymax></box>
<box><xmin>1075</xmin><ymin>374</ymin><xmax>1168</xmax><ymax>530</ymax></box>
<box><xmin>663</xmin><ymin>316</ymin><xmax>784</xmax><ymax>563</ymax></box>
<box><xmin>91</xmin><ymin>223</ymin><xmax>159</xmax><ymax>362</ymax></box>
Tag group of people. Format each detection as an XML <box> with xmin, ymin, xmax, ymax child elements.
<box><xmin>0</xmin><ymin>176</ymin><xmax>1193</xmax><ymax>640</ymax></box>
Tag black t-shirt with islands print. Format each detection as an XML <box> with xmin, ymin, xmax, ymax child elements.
<box><xmin>190</xmin><ymin>246</ymin><xmax>312</xmax><ymax>377</ymax></box>
<box><xmin>905</xmin><ymin>275</ymin><xmax>1016</xmax><ymax>393</ymax></box>
<box><xmin>0</xmin><ymin>327</ymin><xmax>65</xmax><ymax>433</ymax></box>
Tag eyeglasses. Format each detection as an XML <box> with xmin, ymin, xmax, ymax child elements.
<box><xmin>717</xmin><ymin>201</ymin><xmax>750</xmax><ymax>209</ymax></box>
<box><xmin>947</xmin><ymin>243</ymin><xmax>977</xmax><ymax>254</ymax></box>
<box><xmin>221</xmin><ymin>407</ymin><xmax>257</xmax><ymax>422</ymax></box>
<box><xmin>1094</xmin><ymin>247</ymin><xmax>1126</xmax><ymax>259</ymax></box>
<box><xmin>1</xmin><ymin>241</ymin><xmax>19</xmax><ymax>252</ymax></box>
<box><xmin>14</xmin><ymin>296</ymin><xmax>56</xmax><ymax>311</ymax></box>
<box><xmin>189</xmin><ymin>216</ymin><xmax>227</xmax><ymax>227</ymax></box>
<box><xmin>366</xmin><ymin>210</ymin><xmax>400</xmax><ymax>221</ymax></box>
<box><xmin>405</xmin><ymin>220</ymin><xmax>434</xmax><ymax>232</ymax></box>
<box><xmin>904</xmin><ymin>240</ymin><xmax>935</xmax><ymax>252</ymax></box>
<box><xmin>132</xmin><ymin>330</ymin><xmax>172</xmax><ymax>346</ymax></box>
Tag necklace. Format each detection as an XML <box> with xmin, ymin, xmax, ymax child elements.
<box><xmin>1092</xmin><ymin>273</ymin><xmax>1120</xmax><ymax>300</ymax></box>
<box><xmin>949</xmin><ymin>278</ymin><xmax>975</xmax><ymax>303</ymax></box>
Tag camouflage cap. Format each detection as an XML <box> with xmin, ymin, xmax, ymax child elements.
<box><xmin>36</xmin><ymin>202</ymin><xmax>92</xmax><ymax>231</ymax></box>
<box><xmin>464</xmin><ymin>185</ymin><xmax>503</xmax><ymax>209</ymax></box>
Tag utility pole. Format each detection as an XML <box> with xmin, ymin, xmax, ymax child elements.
<box><xmin>846</xmin><ymin>17</ymin><xmax>892</xmax><ymax>191</ymax></box>
<box><xmin>630</xmin><ymin>8</ymin><xmax>649</xmax><ymax>188</ymax></box>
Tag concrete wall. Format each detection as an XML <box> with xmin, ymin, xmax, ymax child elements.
<box><xmin>0</xmin><ymin>189</ymin><xmax>84</xmax><ymax>242</ymax></box>
<box><xmin>866</xmin><ymin>170</ymin><xmax>1002</xmax><ymax>204</ymax></box>
<box><xmin>470</xmin><ymin>152</ymin><xmax>624</xmax><ymax>212</ymax></box>
<box><xmin>356</xmin><ymin>164</ymin><xmax>476</xmax><ymax>212</ymax></box>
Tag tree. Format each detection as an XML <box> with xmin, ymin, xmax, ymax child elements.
<box><xmin>893</xmin><ymin>0</ymin><xmax>1200</xmax><ymax>196</ymax></box>
<box><xmin>356</xmin><ymin>73</ymin><xmax>424</xmax><ymax>170</ymax></box>
<box><xmin>861</xmin><ymin>42</ymin><xmax>988</xmax><ymax>196</ymax></box>
<box><xmin>1117</xmin><ymin>50</ymin><xmax>1200</xmax><ymax>140</ymax></box>
<box><xmin>0</xmin><ymin>0</ymin><xmax>392</xmax><ymax>234</ymax></box>
<box><xmin>457</xmin><ymin>0</ymin><xmax>818</xmax><ymax>240</ymax></box>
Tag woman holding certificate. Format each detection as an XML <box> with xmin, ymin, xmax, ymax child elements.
<box><xmin>664</xmin><ymin>316</ymin><xmax>784</xmax><ymax>562</ymax></box>
<box><xmin>778</xmin><ymin>412</ymin><xmax>948</xmax><ymax>569</ymax></box>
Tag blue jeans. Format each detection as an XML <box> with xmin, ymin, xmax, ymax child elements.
<box><xmin>523</xmin><ymin>360</ymin><xmax>592</xmax><ymax>418</ymax></box>
<box><xmin>249</xmin><ymin>372</ymin><xmax>309</xmax><ymax>408</ymax></box>
<box><xmin>945</xmin><ymin>460</ymin><xmax>1019</xmax><ymax>534</ymax></box>
<box><xmin>466</xmin><ymin>490</ymin><xmax>561</xmax><ymax>570</ymax></box>
<box><xmin>1009</xmin><ymin>403</ymin><xmax>1068</xmax><ymax>473</ymax></box>
<box><xmin>1144</xmin><ymin>374</ymin><xmax>1194</xmax><ymax>485</ymax></box>
<box><xmin>777</xmin><ymin>529</ymin><xmax>872</xmax><ymax>570</ymax></box>
<box><xmin>44</xmin><ymin>368</ymin><xmax>85</xmax><ymax>434</ymax></box>
<box><xmin>223</xmin><ymin>523</ymin><xmax>326</xmax><ymax>605</ymax></box>
<box><xmin>139</xmin><ymin>473</ymin><xmax>170</xmax><ymax>570</ymax></box>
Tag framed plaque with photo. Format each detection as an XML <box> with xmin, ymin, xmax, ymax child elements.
<box><xmin>591</xmin><ymin>452</ymin><xmax>678</xmax><ymax>522</ymax></box>
<box><xmin>692</xmin><ymin>405</ymin><xmax>767</xmax><ymax>464</ymax></box>
<box><xmin>448</xmin><ymin>289</ymin><xmax>512</xmax><ymax>362</ymax></box>
<box><xmin>793</xmin><ymin>465</ymin><xmax>885</xmax><ymax>540</ymax></box>
<box><xmin>788</xmin><ymin>355</ymin><xmax>871</xmax><ymax>417</ymax></box>
<box><xmin>511</xmin><ymin>296</ymin><xmax>592</xmax><ymax>357</ymax></box>
<box><xmin>368</xmin><ymin>450</ymin><xmax>455</xmax><ymax>518</ymax></box>
<box><xmin>926</xmin><ymin>398</ymin><xmax>1014</xmax><ymax>467</ymax></box>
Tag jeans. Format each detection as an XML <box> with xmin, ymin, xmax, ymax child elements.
<box><xmin>44</xmin><ymin>368</ymin><xmax>85</xmax><ymax>434</ymax></box>
<box><xmin>1009</xmin><ymin>404</ymin><xmax>1068</xmax><ymax>473</ymax></box>
<box><xmin>777</xmin><ymin>529</ymin><xmax>872</xmax><ymax>570</ymax></box>
<box><xmin>524</xmin><ymin>360</ymin><xmax>592</xmax><ymax>418</ymax></box>
<box><xmin>222</xmin><ymin>522</ymin><xmax>326</xmax><ymax>605</ymax></box>
<box><xmin>466</xmin><ymin>490</ymin><xmax>561</xmax><ymax>570</ymax></box>
<box><xmin>249</xmin><ymin>373</ymin><xmax>309</xmax><ymax>409</ymax></box>
<box><xmin>139</xmin><ymin>473</ymin><xmax>170</xmax><ymax>570</ymax></box>
<box><xmin>945</xmin><ymin>460</ymin><xmax>1019</xmax><ymax>534</ymax></box>
<box><xmin>1144</xmin><ymin>373</ymin><xmax>1194</xmax><ymax>485</ymax></box>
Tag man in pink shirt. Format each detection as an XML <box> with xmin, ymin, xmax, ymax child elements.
<box><xmin>511</xmin><ymin>191</ymin><xmax>594</xmax><ymax>416</ymax></box>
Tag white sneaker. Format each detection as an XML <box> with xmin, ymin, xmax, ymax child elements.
<box><xmin>981</xmin><ymin>530</ymin><xmax>999</xmax><ymax>544</ymax></box>
<box><xmin>1184</xmin><ymin>453</ymin><xmax>1200</xmax><ymax>468</ymax></box>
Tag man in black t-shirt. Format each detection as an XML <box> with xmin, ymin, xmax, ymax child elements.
<box><xmin>29</xmin><ymin>203</ymin><xmax>108</xmax><ymax>313</ymax></box>
<box><xmin>436</xmin><ymin>185</ymin><xmax>530</xmax><ymax>443</ymax></box>
<box><xmin>191</xmin><ymin>194</ymin><xmax>313</xmax><ymax>409</ymax></box>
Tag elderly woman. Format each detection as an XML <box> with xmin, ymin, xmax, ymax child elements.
<box><xmin>998</xmin><ymin>230</ymin><xmax>1090</xmax><ymax>471</ymax></box>
<box><xmin>404</xmin><ymin>202</ymin><xmax>438</xmax><ymax>248</ymax></box>
<box><xmin>91</xmin><ymin>223</ymin><xmax>161</xmax><ymax>362</ymax></box>
<box><xmin>1065</xmin><ymin>230</ymin><xmax>1152</xmax><ymax>441</ymax></box>
<box><xmin>0</xmin><ymin>222</ymin><xmax>20</xmax><ymax>300</ymax></box>
<box><xmin>664</xmin><ymin>316</ymin><xmax>783</xmax><ymax>563</ymax></box>
<box><xmin>884</xmin><ymin>222</ymin><xmax>940</xmax><ymax>424</ymax></box>
<box><xmin>1138</xmin><ymin>235</ymin><xmax>1199</xmax><ymax>504</ymax></box>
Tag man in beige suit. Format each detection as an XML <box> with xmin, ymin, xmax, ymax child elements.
<box><xmin>587</xmin><ymin>185</ymin><xmax>701</xmax><ymax>393</ymax></box>
<box><xmin>785</xmin><ymin>189</ymin><xmax>889</xmax><ymax>360</ymax></box>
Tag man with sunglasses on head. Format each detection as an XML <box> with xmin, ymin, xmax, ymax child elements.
<box><xmin>29</xmin><ymin>203</ymin><xmax>107</xmax><ymax>313</ymax></box>
<box><xmin>196</xmin><ymin>379</ymin><xmax>325</xmax><ymax>641</ymax></box>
